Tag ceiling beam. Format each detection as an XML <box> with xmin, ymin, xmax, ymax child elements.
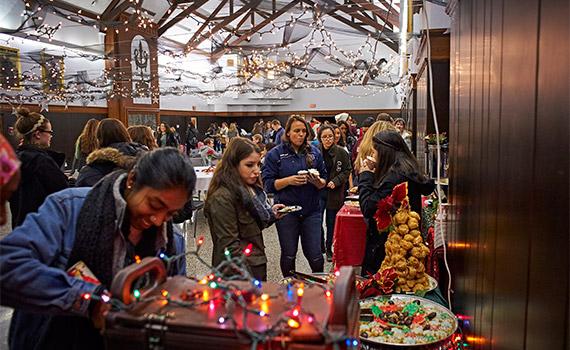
<box><xmin>102</xmin><ymin>1</ymin><xmax>134</xmax><ymax>21</ymax></box>
<box><xmin>218</xmin><ymin>9</ymin><xmax>253</xmax><ymax>48</ymax></box>
<box><xmin>301</xmin><ymin>0</ymin><xmax>398</xmax><ymax>52</ymax></box>
<box><xmin>44</xmin><ymin>0</ymin><xmax>99</xmax><ymax>20</ymax></box>
<box><xmin>335</xmin><ymin>5</ymin><xmax>385</xmax><ymax>32</ymax></box>
<box><xmin>193</xmin><ymin>9</ymin><xmax>236</xmax><ymax>33</ymax></box>
<box><xmin>101</xmin><ymin>0</ymin><xmax>122</xmax><ymax>20</ymax></box>
<box><xmin>212</xmin><ymin>0</ymin><xmax>299</xmax><ymax>60</ymax></box>
<box><xmin>158</xmin><ymin>0</ymin><xmax>209</xmax><ymax>36</ymax></box>
<box><xmin>185</xmin><ymin>0</ymin><xmax>262</xmax><ymax>53</ymax></box>
<box><xmin>184</xmin><ymin>0</ymin><xmax>229</xmax><ymax>49</ymax></box>
<box><xmin>157</xmin><ymin>2</ymin><xmax>178</xmax><ymax>28</ymax></box>
<box><xmin>348</xmin><ymin>0</ymin><xmax>400</xmax><ymax>27</ymax></box>
<box><xmin>378</xmin><ymin>0</ymin><xmax>400</xmax><ymax>14</ymax></box>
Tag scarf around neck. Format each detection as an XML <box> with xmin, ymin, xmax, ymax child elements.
<box><xmin>239</xmin><ymin>186</ymin><xmax>276</xmax><ymax>230</ymax></box>
<box><xmin>67</xmin><ymin>171</ymin><xmax>176</xmax><ymax>288</ymax></box>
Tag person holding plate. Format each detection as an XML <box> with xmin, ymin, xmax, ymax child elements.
<box><xmin>205</xmin><ymin>138</ymin><xmax>285</xmax><ymax>281</ymax></box>
<box><xmin>262</xmin><ymin>115</ymin><xmax>327</xmax><ymax>277</ymax></box>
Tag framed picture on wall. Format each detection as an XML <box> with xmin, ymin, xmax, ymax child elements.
<box><xmin>41</xmin><ymin>51</ymin><xmax>65</xmax><ymax>93</ymax></box>
<box><xmin>0</xmin><ymin>45</ymin><xmax>21</xmax><ymax>90</ymax></box>
<box><xmin>128</xmin><ymin>112</ymin><xmax>158</xmax><ymax>128</ymax></box>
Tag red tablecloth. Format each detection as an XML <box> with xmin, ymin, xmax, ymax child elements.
<box><xmin>332</xmin><ymin>204</ymin><xmax>367</xmax><ymax>267</ymax></box>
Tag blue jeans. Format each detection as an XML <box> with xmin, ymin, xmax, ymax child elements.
<box><xmin>275</xmin><ymin>211</ymin><xmax>324</xmax><ymax>277</ymax></box>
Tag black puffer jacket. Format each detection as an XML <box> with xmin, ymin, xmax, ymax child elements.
<box><xmin>76</xmin><ymin>142</ymin><xmax>146</xmax><ymax>187</ymax></box>
<box><xmin>9</xmin><ymin>145</ymin><xmax>68</xmax><ymax>228</ymax></box>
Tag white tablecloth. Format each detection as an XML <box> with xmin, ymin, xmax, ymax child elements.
<box><xmin>194</xmin><ymin>166</ymin><xmax>214</xmax><ymax>194</ymax></box>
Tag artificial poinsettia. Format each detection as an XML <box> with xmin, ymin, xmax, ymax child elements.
<box><xmin>373</xmin><ymin>196</ymin><xmax>393</xmax><ymax>232</ymax></box>
<box><xmin>356</xmin><ymin>268</ymin><xmax>398</xmax><ymax>299</ymax></box>
<box><xmin>374</xmin><ymin>182</ymin><xmax>409</xmax><ymax>232</ymax></box>
<box><xmin>392</xmin><ymin>182</ymin><xmax>408</xmax><ymax>204</ymax></box>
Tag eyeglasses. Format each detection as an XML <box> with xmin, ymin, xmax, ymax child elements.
<box><xmin>321</xmin><ymin>135</ymin><xmax>334</xmax><ymax>140</ymax></box>
<box><xmin>39</xmin><ymin>129</ymin><xmax>54</xmax><ymax>135</ymax></box>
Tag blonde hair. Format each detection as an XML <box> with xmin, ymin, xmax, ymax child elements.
<box><xmin>354</xmin><ymin>120</ymin><xmax>397</xmax><ymax>172</ymax></box>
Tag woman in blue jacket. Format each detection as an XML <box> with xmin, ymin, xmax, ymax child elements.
<box><xmin>0</xmin><ymin>148</ymin><xmax>195</xmax><ymax>350</ymax></box>
<box><xmin>262</xmin><ymin>115</ymin><xmax>327</xmax><ymax>277</ymax></box>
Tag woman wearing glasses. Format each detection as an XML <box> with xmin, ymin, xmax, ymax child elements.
<box><xmin>9</xmin><ymin>108</ymin><xmax>68</xmax><ymax>228</ymax></box>
<box><xmin>317</xmin><ymin>125</ymin><xmax>351</xmax><ymax>261</ymax></box>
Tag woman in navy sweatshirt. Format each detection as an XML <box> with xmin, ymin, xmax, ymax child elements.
<box><xmin>262</xmin><ymin>115</ymin><xmax>327</xmax><ymax>277</ymax></box>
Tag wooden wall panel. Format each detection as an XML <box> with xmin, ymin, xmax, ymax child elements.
<box><xmin>525</xmin><ymin>0</ymin><xmax>569</xmax><ymax>348</ymax></box>
<box><xmin>0</xmin><ymin>110</ymin><xmax>106</xmax><ymax>166</ymax></box>
<box><xmin>448</xmin><ymin>0</ymin><xmax>569</xmax><ymax>349</ymax></box>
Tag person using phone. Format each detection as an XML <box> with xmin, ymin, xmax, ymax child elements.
<box><xmin>262</xmin><ymin>115</ymin><xmax>327</xmax><ymax>277</ymax></box>
<box><xmin>205</xmin><ymin>138</ymin><xmax>285</xmax><ymax>281</ymax></box>
<box><xmin>358</xmin><ymin>130</ymin><xmax>434</xmax><ymax>276</ymax></box>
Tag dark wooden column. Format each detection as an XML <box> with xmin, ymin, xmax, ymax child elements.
<box><xmin>105</xmin><ymin>15</ymin><xmax>160</xmax><ymax>126</ymax></box>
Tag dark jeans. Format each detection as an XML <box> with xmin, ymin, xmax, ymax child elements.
<box><xmin>319</xmin><ymin>197</ymin><xmax>338</xmax><ymax>254</ymax></box>
<box><xmin>275</xmin><ymin>211</ymin><xmax>324</xmax><ymax>277</ymax></box>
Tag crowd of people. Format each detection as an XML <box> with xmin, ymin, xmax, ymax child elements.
<box><xmin>0</xmin><ymin>108</ymin><xmax>424</xmax><ymax>349</ymax></box>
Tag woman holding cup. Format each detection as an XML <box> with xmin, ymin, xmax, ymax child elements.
<box><xmin>262</xmin><ymin>115</ymin><xmax>327</xmax><ymax>277</ymax></box>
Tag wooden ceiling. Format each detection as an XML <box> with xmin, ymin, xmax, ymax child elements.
<box><xmin>46</xmin><ymin>0</ymin><xmax>402</xmax><ymax>53</ymax></box>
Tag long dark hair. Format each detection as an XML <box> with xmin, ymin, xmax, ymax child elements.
<box><xmin>160</xmin><ymin>122</ymin><xmax>173</xmax><ymax>135</ymax></box>
<box><xmin>317</xmin><ymin>124</ymin><xmax>335</xmax><ymax>150</ymax></box>
<box><xmin>96</xmin><ymin>118</ymin><xmax>131</xmax><ymax>148</ymax></box>
<box><xmin>128</xmin><ymin>125</ymin><xmax>157</xmax><ymax>150</ymax></box>
<box><xmin>283</xmin><ymin>114</ymin><xmax>314</xmax><ymax>167</ymax></box>
<box><xmin>131</xmin><ymin>147</ymin><xmax>196</xmax><ymax>198</ymax></box>
<box><xmin>372</xmin><ymin>130</ymin><xmax>427</xmax><ymax>185</ymax></box>
<box><xmin>206</xmin><ymin>137</ymin><xmax>261</xmax><ymax>200</ymax></box>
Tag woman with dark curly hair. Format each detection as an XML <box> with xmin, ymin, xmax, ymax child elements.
<box><xmin>157</xmin><ymin>122</ymin><xmax>178</xmax><ymax>147</ymax></box>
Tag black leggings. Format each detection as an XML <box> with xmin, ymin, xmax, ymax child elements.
<box><xmin>361</xmin><ymin>228</ymin><xmax>388</xmax><ymax>277</ymax></box>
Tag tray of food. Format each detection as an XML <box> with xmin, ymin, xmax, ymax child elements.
<box><xmin>359</xmin><ymin>295</ymin><xmax>457</xmax><ymax>348</ymax></box>
<box><xmin>344</xmin><ymin>200</ymin><xmax>360</xmax><ymax>207</ymax></box>
<box><xmin>278</xmin><ymin>205</ymin><xmax>302</xmax><ymax>213</ymax></box>
<box><xmin>399</xmin><ymin>275</ymin><xmax>438</xmax><ymax>295</ymax></box>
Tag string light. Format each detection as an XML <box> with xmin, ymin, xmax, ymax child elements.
<box><xmin>243</xmin><ymin>243</ymin><xmax>253</xmax><ymax>256</ymax></box>
<box><xmin>287</xmin><ymin>319</ymin><xmax>300</xmax><ymax>329</ymax></box>
<box><xmin>133</xmin><ymin>289</ymin><xmax>141</xmax><ymax>299</ymax></box>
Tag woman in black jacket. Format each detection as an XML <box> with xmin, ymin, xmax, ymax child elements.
<box><xmin>157</xmin><ymin>122</ymin><xmax>178</xmax><ymax>148</ymax></box>
<box><xmin>358</xmin><ymin>130</ymin><xmax>434</xmax><ymax>276</ymax></box>
<box><xmin>76</xmin><ymin>118</ymin><xmax>146</xmax><ymax>187</ymax></box>
<box><xmin>317</xmin><ymin>125</ymin><xmax>352</xmax><ymax>261</ymax></box>
<box><xmin>9</xmin><ymin>108</ymin><xmax>68</xmax><ymax>228</ymax></box>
